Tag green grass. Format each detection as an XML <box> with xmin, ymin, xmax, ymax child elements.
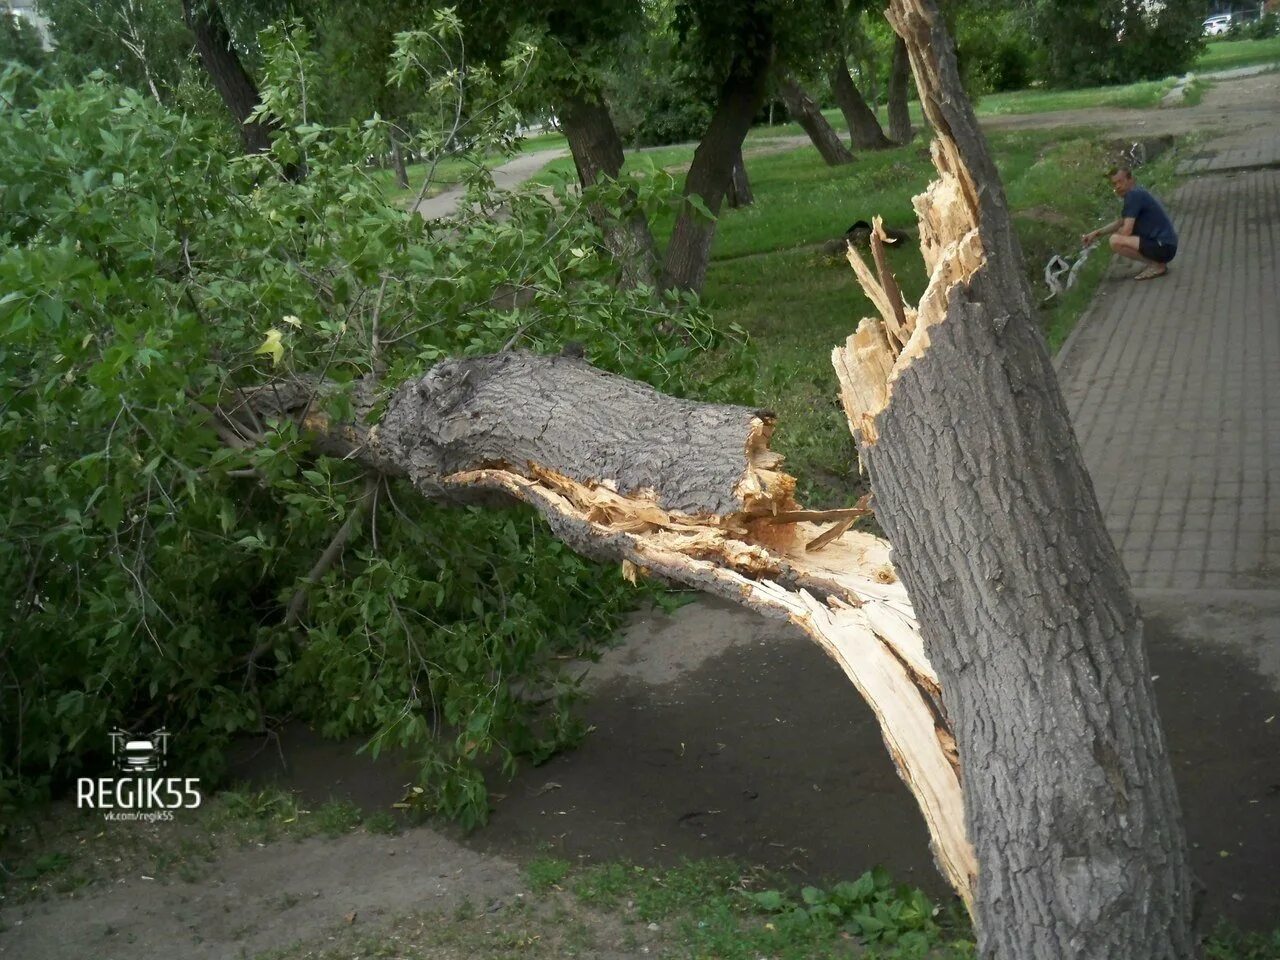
<box><xmin>974</xmin><ymin>77</ymin><xmax>1176</xmax><ymax>115</ymax></box>
<box><xmin>682</xmin><ymin>128</ymin><xmax>1156</xmax><ymax>504</ymax></box>
<box><xmin>738</xmin><ymin>74</ymin><xmax>1173</xmax><ymax>145</ymax></box>
<box><xmin>565</xmin><ymin>859</ymin><xmax>976</xmax><ymax>960</ymax></box>
<box><xmin>1196</xmin><ymin>36</ymin><xmax>1280</xmax><ymax>72</ymax></box>
<box><xmin>530</xmin><ymin>141</ymin><xmax>706</xmax><ymax>185</ymax></box>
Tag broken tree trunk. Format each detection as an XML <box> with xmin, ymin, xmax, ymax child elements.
<box><xmin>832</xmin><ymin>0</ymin><xmax>1197</xmax><ymax>956</ymax></box>
<box><xmin>239</xmin><ymin>352</ymin><xmax>975</xmax><ymax>908</ymax></box>
<box><xmin>778</xmin><ymin>73</ymin><xmax>855</xmax><ymax>167</ymax></box>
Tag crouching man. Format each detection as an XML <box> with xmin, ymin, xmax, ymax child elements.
<box><xmin>1082</xmin><ymin>166</ymin><xmax>1179</xmax><ymax>281</ymax></box>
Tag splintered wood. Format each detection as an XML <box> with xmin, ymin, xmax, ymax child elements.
<box><xmin>241</xmin><ymin>350</ymin><xmax>976</xmax><ymax>908</ymax></box>
<box><xmin>834</xmin><ymin>144</ymin><xmax>986</xmax><ymax>446</ymax></box>
<box><xmin>438</xmin><ymin>435</ymin><xmax>976</xmax><ymax>909</ymax></box>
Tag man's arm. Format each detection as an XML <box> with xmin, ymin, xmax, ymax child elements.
<box><xmin>1082</xmin><ymin>217</ymin><xmax>1135</xmax><ymax>245</ymax></box>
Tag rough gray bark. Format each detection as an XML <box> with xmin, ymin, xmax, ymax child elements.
<box><xmin>834</xmin><ymin>1</ymin><xmax>1198</xmax><ymax>956</ymax></box>
<box><xmin>181</xmin><ymin>0</ymin><xmax>274</xmax><ymax>159</ymax></box>
<box><xmin>390</xmin><ymin>133</ymin><xmax>409</xmax><ymax>190</ymax></box>
<box><xmin>726</xmin><ymin>147</ymin><xmax>753</xmax><ymax>208</ymax></box>
<box><xmin>829</xmin><ymin>58</ymin><xmax>894</xmax><ymax>151</ymax></box>
<box><xmin>559</xmin><ymin>90</ymin><xmax>660</xmax><ymax>289</ymax></box>
<box><xmin>377</xmin><ymin>353</ymin><xmax>771</xmax><ymax>516</ymax></box>
<box><xmin>661</xmin><ymin>40</ymin><xmax>774</xmax><ymax>293</ymax></box>
<box><xmin>778</xmin><ymin>74</ymin><xmax>855</xmax><ymax>166</ymax></box>
<box><xmin>887</xmin><ymin>36</ymin><xmax>914</xmax><ymax>145</ymax></box>
<box><xmin>234</xmin><ymin>353</ymin><xmax>972</xmax><ymax>902</ymax></box>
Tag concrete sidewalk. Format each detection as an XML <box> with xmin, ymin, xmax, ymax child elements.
<box><xmin>1056</xmin><ymin>150</ymin><xmax>1280</xmax><ymax>590</ymax></box>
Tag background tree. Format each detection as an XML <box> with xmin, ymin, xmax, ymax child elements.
<box><xmin>886</xmin><ymin>36</ymin><xmax>913</xmax><ymax>143</ymax></box>
<box><xmin>1029</xmin><ymin>0</ymin><xmax>1208</xmax><ymax>87</ymax></box>
<box><xmin>776</xmin><ymin>72</ymin><xmax>855</xmax><ymax>166</ymax></box>
<box><xmin>0</xmin><ymin>9</ymin><xmax>50</xmax><ymax>105</ymax></box>
<box><xmin>826</xmin><ymin>0</ymin><xmax>895</xmax><ymax>150</ymax></box>
<box><xmin>39</xmin><ymin>0</ymin><xmax>190</xmax><ymax>101</ymax></box>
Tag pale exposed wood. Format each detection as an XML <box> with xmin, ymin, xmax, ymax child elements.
<box><xmin>828</xmin><ymin>0</ymin><xmax>1198</xmax><ymax>954</ymax></box>
<box><xmin>870</xmin><ymin>217</ymin><xmax>910</xmax><ymax>341</ymax></box>
<box><xmin>445</xmin><ymin>465</ymin><xmax>976</xmax><ymax>908</ymax></box>
<box><xmin>238</xmin><ymin>351</ymin><xmax>975</xmax><ymax>910</ymax></box>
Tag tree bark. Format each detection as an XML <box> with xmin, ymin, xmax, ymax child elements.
<box><xmin>725</xmin><ymin>147</ymin><xmax>753</xmax><ymax>208</ymax></box>
<box><xmin>832</xmin><ymin>0</ymin><xmax>1197</xmax><ymax>956</ymax></box>
<box><xmin>559</xmin><ymin>89</ymin><xmax>660</xmax><ymax>290</ymax></box>
<box><xmin>234</xmin><ymin>353</ymin><xmax>975</xmax><ymax>906</ymax></box>
<box><xmin>390</xmin><ymin>132</ymin><xmax>409</xmax><ymax>190</ymax></box>
<box><xmin>181</xmin><ymin>0</ymin><xmax>274</xmax><ymax>157</ymax></box>
<box><xmin>661</xmin><ymin>42</ymin><xmax>774</xmax><ymax>294</ymax></box>
<box><xmin>777</xmin><ymin>73</ymin><xmax>854</xmax><ymax>166</ymax></box>
<box><xmin>887</xmin><ymin>36</ymin><xmax>914</xmax><ymax>145</ymax></box>
<box><xmin>829</xmin><ymin>58</ymin><xmax>894</xmax><ymax>151</ymax></box>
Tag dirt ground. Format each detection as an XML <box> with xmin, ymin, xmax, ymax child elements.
<box><xmin>4</xmin><ymin>69</ymin><xmax>1280</xmax><ymax>960</ymax></box>
<box><xmin>3</xmin><ymin>591</ymin><xmax>1277</xmax><ymax>959</ymax></box>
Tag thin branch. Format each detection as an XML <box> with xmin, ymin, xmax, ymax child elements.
<box><xmin>283</xmin><ymin>476</ymin><xmax>379</xmax><ymax>628</ymax></box>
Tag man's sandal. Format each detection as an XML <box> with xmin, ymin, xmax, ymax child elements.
<box><xmin>1134</xmin><ymin>265</ymin><xmax>1167</xmax><ymax>282</ymax></box>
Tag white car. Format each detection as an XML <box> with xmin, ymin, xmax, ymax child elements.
<box><xmin>1203</xmin><ymin>14</ymin><xmax>1234</xmax><ymax>36</ymax></box>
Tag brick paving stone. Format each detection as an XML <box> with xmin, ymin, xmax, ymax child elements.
<box><xmin>1056</xmin><ymin>167</ymin><xmax>1280</xmax><ymax>589</ymax></box>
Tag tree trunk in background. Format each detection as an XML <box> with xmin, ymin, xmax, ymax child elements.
<box><xmin>829</xmin><ymin>59</ymin><xmax>894</xmax><ymax>151</ymax></box>
<box><xmin>181</xmin><ymin>0</ymin><xmax>275</xmax><ymax>158</ymax></box>
<box><xmin>832</xmin><ymin>0</ymin><xmax>1199</xmax><ymax>956</ymax></box>
<box><xmin>725</xmin><ymin>147</ymin><xmax>753</xmax><ymax>208</ymax></box>
<box><xmin>559</xmin><ymin>89</ymin><xmax>659</xmax><ymax>290</ymax></box>
<box><xmin>390</xmin><ymin>133</ymin><xmax>409</xmax><ymax>189</ymax></box>
<box><xmin>661</xmin><ymin>42</ymin><xmax>773</xmax><ymax>293</ymax></box>
<box><xmin>888</xmin><ymin>36</ymin><xmax>914</xmax><ymax>144</ymax></box>
<box><xmin>778</xmin><ymin>74</ymin><xmax>855</xmax><ymax>166</ymax></box>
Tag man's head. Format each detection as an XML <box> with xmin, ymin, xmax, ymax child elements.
<box><xmin>1108</xmin><ymin>166</ymin><xmax>1136</xmax><ymax>197</ymax></box>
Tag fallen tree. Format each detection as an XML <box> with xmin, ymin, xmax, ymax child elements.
<box><xmin>211</xmin><ymin>0</ymin><xmax>1198</xmax><ymax>955</ymax></box>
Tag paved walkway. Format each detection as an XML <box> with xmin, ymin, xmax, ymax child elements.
<box><xmin>411</xmin><ymin>147</ymin><xmax>568</xmax><ymax>219</ymax></box>
<box><xmin>1057</xmin><ymin>147</ymin><xmax>1280</xmax><ymax>589</ymax></box>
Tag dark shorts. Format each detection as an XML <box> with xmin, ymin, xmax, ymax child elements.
<box><xmin>1138</xmin><ymin>238</ymin><xmax>1177</xmax><ymax>263</ymax></box>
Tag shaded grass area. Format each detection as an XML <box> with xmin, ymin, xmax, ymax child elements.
<box><xmin>0</xmin><ymin>786</ymin><xmax>397</xmax><ymax>904</ymax></box>
<box><xmin>265</xmin><ymin>857</ymin><xmax>979</xmax><ymax>960</ymax></box>
<box><xmin>1197</xmin><ymin>36</ymin><xmax>1280</xmax><ymax>72</ymax></box>
<box><xmin>691</xmin><ymin>129</ymin><xmax>1183</xmax><ymax>506</ymax></box>
<box><xmin>974</xmin><ymin>77</ymin><xmax>1176</xmax><ymax>115</ymax></box>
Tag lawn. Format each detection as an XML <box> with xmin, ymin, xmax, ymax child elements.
<box><xmin>974</xmin><ymin>77</ymin><xmax>1177</xmax><ymax>115</ymax></box>
<box><xmin>1197</xmin><ymin>35</ymin><xmax>1280</xmax><ymax>72</ymax></box>
<box><xmin>680</xmin><ymin>129</ymin><xmax>1182</xmax><ymax>506</ymax></box>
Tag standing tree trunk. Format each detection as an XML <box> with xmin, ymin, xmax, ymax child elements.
<box><xmin>777</xmin><ymin>73</ymin><xmax>854</xmax><ymax>166</ymax></box>
<box><xmin>725</xmin><ymin>147</ymin><xmax>753</xmax><ymax>208</ymax></box>
<box><xmin>559</xmin><ymin>89</ymin><xmax>660</xmax><ymax>290</ymax></box>
<box><xmin>887</xmin><ymin>36</ymin><xmax>914</xmax><ymax>145</ymax></box>
<box><xmin>832</xmin><ymin>0</ymin><xmax>1198</xmax><ymax>955</ymax></box>
<box><xmin>389</xmin><ymin>131</ymin><xmax>409</xmax><ymax>190</ymax></box>
<box><xmin>661</xmin><ymin>42</ymin><xmax>773</xmax><ymax>293</ymax></box>
<box><xmin>828</xmin><ymin>58</ymin><xmax>894</xmax><ymax>151</ymax></box>
<box><xmin>181</xmin><ymin>0</ymin><xmax>273</xmax><ymax>157</ymax></box>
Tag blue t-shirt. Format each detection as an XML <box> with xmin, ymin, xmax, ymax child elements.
<box><xmin>1122</xmin><ymin>186</ymin><xmax>1177</xmax><ymax>248</ymax></box>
